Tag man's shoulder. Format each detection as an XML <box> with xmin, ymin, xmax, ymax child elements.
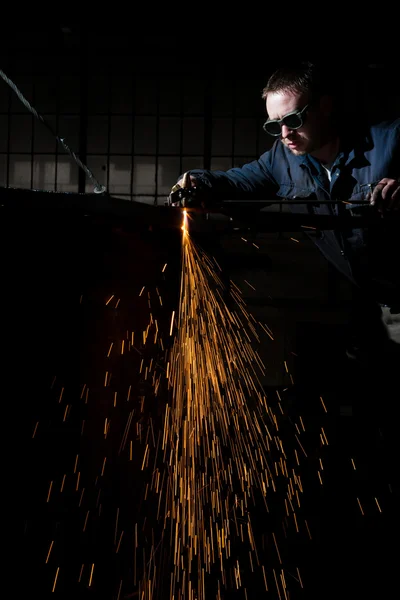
<box><xmin>368</xmin><ymin>117</ymin><xmax>400</xmax><ymax>136</ymax></box>
<box><xmin>354</xmin><ymin>117</ymin><xmax>400</xmax><ymax>154</ymax></box>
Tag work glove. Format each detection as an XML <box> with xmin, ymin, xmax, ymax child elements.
<box><xmin>167</xmin><ymin>172</ymin><xmax>209</xmax><ymax>208</ymax></box>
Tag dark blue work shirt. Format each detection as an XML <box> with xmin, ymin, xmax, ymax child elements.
<box><xmin>189</xmin><ymin>118</ymin><xmax>400</xmax><ymax>305</ymax></box>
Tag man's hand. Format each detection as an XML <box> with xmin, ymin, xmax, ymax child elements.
<box><xmin>177</xmin><ymin>172</ymin><xmax>198</xmax><ymax>190</ymax></box>
<box><xmin>168</xmin><ymin>172</ymin><xmax>211</xmax><ymax>208</ymax></box>
<box><xmin>370</xmin><ymin>178</ymin><xmax>400</xmax><ymax>214</ymax></box>
<box><xmin>168</xmin><ymin>172</ymin><xmax>198</xmax><ymax>207</ymax></box>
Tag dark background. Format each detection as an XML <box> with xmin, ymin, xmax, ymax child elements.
<box><xmin>1</xmin><ymin>25</ymin><xmax>399</xmax><ymax>599</ymax></box>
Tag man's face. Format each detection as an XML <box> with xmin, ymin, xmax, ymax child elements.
<box><xmin>265</xmin><ymin>90</ymin><xmax>332</xmax><ymax>156</ymax></box>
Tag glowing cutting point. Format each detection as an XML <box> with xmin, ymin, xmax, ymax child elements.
<box><xmin>181</xmin><ymin>209</ymin><xmax>188</xmax><ymax>235</ymax></box>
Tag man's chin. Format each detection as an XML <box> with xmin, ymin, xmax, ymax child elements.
<box><xmin>293</xmin><ymin>149</ymin><xmax>307</xmax><ymax>156</ymax></box>
<box><xmin>287</xmin><ymin>146</ymin><xmax>307</xmax><ymax>156</ymax></box>
<box><xmin>282</xmin><ymin>140</ymin><xmax>307</xmax><ymax>156</ymax></box>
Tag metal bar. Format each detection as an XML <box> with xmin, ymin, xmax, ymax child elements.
<box><xmin>222</xmin><ymin>199</ymin><xmax>371</xmax><ymax>205</ymax></box>
<box><xmin>0</xmin><ymin>187</ymin><xmax>375</xmax><ymax>232</ymax></box>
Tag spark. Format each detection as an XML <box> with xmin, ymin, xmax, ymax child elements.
<box><xmin>290</xmin><ymin>237</ymin><xmax>300</xmax><ymax>243</ymax></box>
<box><xmin>45</xmin><ymin>540</ymin><xmax>54</xmax><ymax>563</ymax></box>
<box><xmin>83</xmin><ymin>511</ymin><xmax>90</xmax><ymax>532</ymax></box>
<box><xmin>296</xmin><ymin>567</ymin><xmax>303</xmax><ymax>588</ymax></box>
<box><xmin>116</xmin><ymin>531</ymin><xmax>124</xmax><ymax>553</ymax></box>
<box><xmin>45</xmin><ymin>206</ymin><xmax>328</xmax><ymax>599</ymax></box>
<box><xmin>320</xmin><ymin>396</ymin><xmax>327</xmax><ymax>412</ymax></box>
<box><xmin>52</xmin><ymin>567</ymin><xmax>59</xmax><ymax>592</ymax></box>
<box><xmin>321</xmin><ymin>427</ymin><xmax>329</xmax><ymax>445</ymax></box>
<box><xmin>155</xmin><ymin>208</ymin><xmax>308</xmax><ymax>598</ymax></box>
<box><xmin>244</xmin><ymin>279</ymin><xmax>256</xmax><ymax>290</ymax></box>
<box><xmin>272</xmin><ymin>532</ymin><xmax>282</xmax><ymax>564</ymax></box>
<box><xmin>169</xmin><ymin>311</ymin><xmax>175</xmax><ymax>336</ymax></box>
<box><xmin>357</xmin><ymin>497</ymin><xmax>364</xmax><ymax>515</ymax></box>
<box><xmin>47</xmin><ymin>481</ymin><xmax>53</xmax><ymax>503</ymax></box>
<box><xmin>105</xmin><ymin>294</ymin><xmax>114</xmax><ymax>305</ymax></box>
<box><xmin>304</xmin><ymin>520</ymin><xmax>312</xmax><ymax>540</ymax></box>
<box><xmin>88</xmin><ymin>563</ymin><xmax>95</xmax><ymax>587</ymax></box>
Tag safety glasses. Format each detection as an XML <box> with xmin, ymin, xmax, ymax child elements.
<box><xmin>263</xmin><ymin>104</ymin><xmax>309</xmax><ymax>136</ymax></box>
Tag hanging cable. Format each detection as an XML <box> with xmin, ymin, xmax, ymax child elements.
<box><xmin>0</xmin><ymin>69</ymin><xmax>106</xmax><ymax>194</ymax></box>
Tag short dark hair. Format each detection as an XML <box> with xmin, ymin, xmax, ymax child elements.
<box><xmin>261</xmin><ymin>61</ymin><xmax>333</xmax><ymax>102</ymax></box>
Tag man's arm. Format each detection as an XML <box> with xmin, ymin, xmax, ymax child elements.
<box><xmin>172</xmin><ymin>150</ymin><xmax>279</xmax><ymax>207</ymax></box>
<box><xmin>370</xmin><ymin>119</ymin><xmax>400</xmax><ymax>214</ymax></box>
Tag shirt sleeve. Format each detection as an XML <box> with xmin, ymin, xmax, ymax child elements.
<box><xmin>185</xmin><ymin>149</ymin><xmax>279</xmax><ymax>203</ymax></box>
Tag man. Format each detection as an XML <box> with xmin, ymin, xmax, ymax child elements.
<box><xmin>168</xmin><ymin>62</ymin><xmax>399</xmax><ymax>596</ymax></box>
<box><xmin>170</xmin><ymin>61</ymin><xmax>400</xmax><ymax>352</ymax></box>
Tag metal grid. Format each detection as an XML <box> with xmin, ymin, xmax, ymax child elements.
<box><xmin>0</xmin><ymin>58</ymin><xmax>273</xmax><ymax>205</ymax></box>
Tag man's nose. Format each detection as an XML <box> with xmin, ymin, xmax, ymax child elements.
<box><xmin>281</xmin><ymin>124</ymin><xmax>293</xmax><ymax>139</ymax></box>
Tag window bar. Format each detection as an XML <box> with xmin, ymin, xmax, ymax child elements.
<box><xmin>203</xmin><ymin>77</ymin><xmax>212</xmax><ymax>170</ymax></box>
<box><xmin>78</xmin><ymin>38</ymin><xmax>88</xmax><ymax>194</ymax></box>
<box><xmin>154</xmin><ymin>76</ymin><xmax>160</xmax><ymax>206</ymax></box>
<box><xmin>231</xmin><ymin>76</ymin><xmax>236</xmax><ymax>168</ymax></box>
<box><xmin>30</xmin><ymin>75</ymin><xmax>35</xmax><ymax>189</ymax></box>
<box><xmin>179</xmin><ymin>75</ymin><xmax>184</xmax><ymax>176</ymax></box>
<box><xmin>6</xmin><ymin>62</ymin><xmax>11</xmax><ymax>188</ymax></box>
<box><xmin>55</xmin><ymin>74</ymin><xmax>60</xmax><ymax>191</ymax></box>
<box><xmin>106</xmin><ymin>65</ymin><xmax>112</xmax><ymax>192</ymax></box>
<box><xmin>130</xmin><ymin>72</ymin><xmax>136</xmax><ymax>202</ymax></box>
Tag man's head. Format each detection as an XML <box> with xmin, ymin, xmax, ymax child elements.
<box><xmin>262</xmin><ymin>61</ymin><xmax>338</xmax><ymax>156</ymax></box>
